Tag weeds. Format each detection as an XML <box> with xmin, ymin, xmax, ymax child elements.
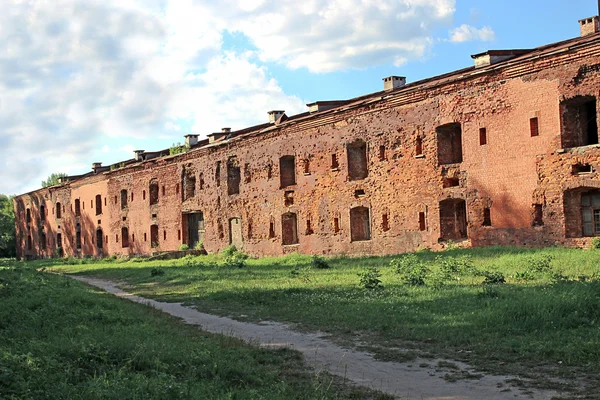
<box><xmin>391</xmin><ymin>254</ymin><xmax>429</xmax><ymax>286</ymax></box>
<box><xmin>358</xmin><ymin>267</ymin><xmax>383</xmax><ymax>289</ymax></box>
<box><xmin>311</xmin><ymin>255</ymin><xmax>331</xmax><ymax>269</ymax></box>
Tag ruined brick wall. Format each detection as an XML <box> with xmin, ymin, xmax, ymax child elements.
<box><xmin>13</xmin><ymin>34</ymin><xmax>600</xmax><ymax>258</ymax></box>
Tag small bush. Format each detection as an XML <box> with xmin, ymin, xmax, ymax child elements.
<box><xmin>194</xmin><ymin>240</ymin><xmax>204</xmax><ymax>251</ymax></box>
<box><xmin>481</xmin><ymin>271</ymin><xmax>505</xmax><ymax>285</ymax></box>
<box><xmin>311</xmin><ymin>255</ymin><xmax>330</xmax><ymax>269</ymax></box>
<box><xmin>221</xmin><ymin>245</ymin><xmax>238</xmax><ymax>258</ymax></box>
<box><xmin>179</xmin><ymin>244</ymin><xmax>190</xmax><ymax>251</ymax></box>
<box><xmin>514</xmin><ymin>269</ymin><xmax>536</xmax><ymax>281</ymax></box>
<box><xmin>150</xmin><ymin>268</ymin><xmax>164</xmax><ymax>277</ymax></box>
<box><xmin>358</xmin><ymin>267</ymin><xmax>383</xmax><ymax>289</ymax></box>
<box><xmin>591</xmin><ymin>237</ymin><xmax>600</xmax><ymax>249</ymax></box>
<box><xmin>437</xmin><ymin>255</ymin><xmax>475</xmax><ymax>280</ymax></box>
<box><xmin>524</xmin><ymin>254</ymin><xmax>554</xmax><ymax>272</ymax></box>
<box><xmin>391</xmin><ymin>254</ymin><xmax>429</xmax><ymax>286</ymax></box>
<box><xmin>290</xmin><ymin>265</ymin><xmax>312</xmax><ymax>282</ymax></box>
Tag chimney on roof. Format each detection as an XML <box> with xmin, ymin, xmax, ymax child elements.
<box><xmin>92</xmin><ymin>162</ymin><xmax>102</xmax><ymax>173</ymax></box>
<box><xmin>221</xmin><ymin>127</ymin><xmax>231</xmax><ymax>133</ymax></box>
<box><xmin>134</xmin><ymin>150</ymin><xmax>145</xmax><ymax>161</ymax></box>
<box><xmin>383</xmin><ymin>76</ymin><xmax>406</xmax><ymax>91</ymax></box>
<box><xmin>268</xmin><ymin>110</ymin><xmax>285</xmax><ymax>124</ymax></box>
<box><xmin>184</xmin><ymin>134</ymin><xmax>199</xmax><ymax>147</ymax></box>
<box><xmin>579</xmin><ymin>15</ymin><xmax>599</xmax><ymax>36</ymax></box>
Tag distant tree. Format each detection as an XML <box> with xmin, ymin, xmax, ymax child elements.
<box><xmin>0</xmin><ymin>195</ymin><xmax>16</xmax><ymax>258</ymax></box>
<box><xmin>41</xmin><ymin>172</ymin><xmax>68</xmax><ymax>188</ymax></box>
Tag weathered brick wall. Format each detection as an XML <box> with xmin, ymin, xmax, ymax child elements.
<box><xmin>13</xmin><ymin>35</ymin><xmax>600</xmax><ymax>258</ymax></box>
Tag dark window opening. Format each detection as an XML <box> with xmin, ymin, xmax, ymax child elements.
<box><xmin>120</xmin><ymin>189</ymin><xmax>128</xmax><ymax>210</ymax></box>
<box><xmin>533</xmin><ymin>204</ymin><xmax>544</xmax><ymax>227</ymax></box>
<box><xmin>199</xmin><ymin>173</ymin><xmax>204</xmax><ymax>190</ymax></box>
<box><xmin>96</xmin><ymin>229</ymin><xmax>103</xmax><ymax>249</ymax></box>
<box><xmin>331</xmin><ymin>154</ymin><xmax>339</xmax><ymax>169</ymax></box>
<box><xmin>227</xmin><ymin>157</ymin><xmax>241</xmax><ymax>195</ymax></box>
<box><xmin>247</xmin><ymin>221</ymin><xmax>253</xmax><ymax>239</ymax></box>
<box><xmin>269</xmin><ymin>221</ymin><xmax>275</xmax><ymax>239</ymax></box>
<box><xmin>215</xmin><ymin>161</ymin><xmax>221</xmax><ymax>187</ymax></box>
<box><xmin>483</xmin><ymin>207</ymin><xmax>492</xmax><ymax>226</ymax></box>
<box><xmin>244</xmin><ymin>163</ymin><xmax>251</xmax><ymax>183</ymax></box>
<box><xmin>178</xmin><ymin>230</ymin><xmax>181</xmax><ymax>241</ymax></box>
<box><xmin>150</xmin><ymin>225</ymin><xmax>159</xmax><ymax>247</ymax></box>
<box><xmin>530</xmin><ymin>117</ymin><xmax>539</xmax><ymax>137</ymax></box>
<box><xmin>56</xmin><ymin>202</ymin><xmax>62</xmax><ymax>219</ymax></box>
<box><xmin>303</xmin><ymin>159</ymin><xmax>310</xmax><ymax>175</ymax></box>
<box><xmin>419</xmin><ymin>211</ymin><xmax>427</xmax><ymax>232</ymax></box>
<box><xmin>561</xmin><ymin>96</ymin><xmax>598</xmax><ymax>148</ymax></box>
<box><xmin>40</xmin><ymin>205</ymin><xmax>45</xmax><ymax>221</ymax></box>
<box><xmin>132</xmin><ymin>233</ymin><xmax>135</xmax><ymax>243</ymax></box>
<box><xmin>121</xmin><ymin>227</ymin><xmax>129</xmax><ymax>248</ymax></box>
<box><xmin>354</xmin><ymin>189</ymin><xmax>365</xmax><ymax>198</ymax></box>
<box><xmin>56</xmin><ymin>233</ymin><xmax>62</xmax><ymax>250</ymax></box>
<box><xmin>279</xmin><ymin>155</ymin><xmax>296</xmax><ymax>188</ymax></box>
<box><xmin>281</xmin><ymin>212</ymin><xmax>299</xmax><ymax>245</ymax></box>
<box><xmin>143</xmin><ymin>190</ymin><xmax>146</xmax><ymax>200</ymax></box>
<box><xmin>26</xmin><ymin>208</ymin><xmax>31</xmax><ymax>223</ymax></box>
<box><xmin>306</xmin><ymin>219</ymin><xmax>313</xmax><ymax>235</ymax></box>
<box><xmin>382</xmin><ymin>214</ymin><xmax>390</xmax><ymax>232</ymax></box>
<box><xmin>183</xmin><ymin>168</ymin><xmax>196</xmax><ymax>201</ymax></box>
<box><xmin>90</xmin><ymin>200</ymin><xmax>93</xmax><ymax>209</ymax></box>
<box><xmin>149</xmin><ymin>180</ymin><xmax>159</xmax><ymax>205</ymax></box>
<box><xmin>176</xmin><ymin>184</ymin><xmax>179</xmax><ymax>195</ymax></box>
<box><xmin>76</xmin><ymin>231</ymin><xmax>82</xmax><ymax>250</ymax></box>
<box><xmin>572</xmin><ymin>163</ymin><xmax>593</xmax><ymax>174</ymax></box>
<box><xmin>114</xmin><ymin>195</ymin><xmax>117</xmax><ymax>204</ymax></box>
<box><xmin>284</xmin><ymin>190</ymin><xmax>294</xmax><ymax>206</ymax></box>
<box><xmin>95</xmin><ymin>194</ymin><xmax>102</xmax><ymax>215</ymax></box>
<box><xmin>350</xmin><ymin>206</ymin><xmax>371</xmax><ymax>241</ymax></box>
<box><xmin>104</xmin><ymin>198</ymin><xmax>106</xmax><ymax>206</ymax></box>
<box><xmin>162</xmin><ymin>186</ymin><xmax>165</xmax><ymax>196</ymax></box>
<box><xmin>144</xmin><ymin>233</ymin><xmax>147</xmax><ymax>242</ymax></box>
<box><xmin>27</xmin><ymin>235</ymin><xmax>32</xmax><ymax>250</ymax></box>
<box><xmin>436</xmin><ymin>123</ymin><xmax>463</xmax><ymax>165</ymax></box>
<box><xmin>40</xmin><ymin>233</ymin><xmax>46</xmax><ymax>250</ymax></box>
<box><xmin>347</xmin><ymin>140</ymin><xmax>368</xmax><ymax>181</ymax></box>
<box><xmin>581</xmin><ymin>191</ymin><xmax>600</xmax><ymax>236</ymax></box>
<box><xmin>479</xmin><ymin>128</ymin><xmax>487</xmax><ymax>145</ymax></box>
<box><xmin>122</xmin><ymin>216</ymin><xmax>126</xmax><ymax>222</ymax></box>
<box><xmin>439</xmin><ymin>199</ymin><xmax>467</xmax><ymax>240</ymax></box>
<box><xmin>333</xmin><ymin>217</ymin><xmax>340</xmax><ymax>233</ymax></box>
<box><xmin>152</xmin><ymin>213</ymin><xmax>157</xmax><ymax>218</ymax></box>
<box><xmin>163</xmin><ymin>230</ymin><xmax>166</xmax><ymax>241</ymax></box>
<box><xmin>415</xmin><ymin>136</ymin><xmax>423</xmax><ymax>156</ymax></box>
<box><xmin>379</xmin><ymin>145</ymin><xmax>386</xmax><ymax>161</ymax></box>
<box><xmin>443</xmin><ymin>177</ymin><xmax>460</xmax><ymax>188</ymax></box>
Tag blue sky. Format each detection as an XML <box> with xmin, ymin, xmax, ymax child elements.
<box><xmin>0</xmin><ymin>0</ymin><xmax>597</xmax><ymax>195</ymax></box>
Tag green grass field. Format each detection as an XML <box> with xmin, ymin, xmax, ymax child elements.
<box><xmin>44</xmin><ymin>246</ymin><xmax>600</xmax><ymax>396</ymax></box>
<box><xmin>0</xmin><ymin>259</ymin><xmax>386</xmax><ymax>400</ymax></box>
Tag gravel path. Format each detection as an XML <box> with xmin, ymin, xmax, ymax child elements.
<box><xmin>70</xmin><ymin>275</ymin><xmax>561</xmax><ymax>400</ymax></box>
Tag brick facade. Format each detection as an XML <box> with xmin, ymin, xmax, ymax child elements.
<box><xmin>14</xmin><ymin>26</ymin><xmax>600</xmax><ymax>259</ymax></box>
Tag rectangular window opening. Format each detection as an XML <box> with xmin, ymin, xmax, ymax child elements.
<box><xmin>483</xmin><ymin>207</ymin><xmax>492</xmax><ymax>226</ymax></box>
<box><xmin>419</xmin><ymin>212</ymin><xmax>427</xmax><ymax>231</ymax></box>
<box><xmin>479</xmin><ymin>127</ymin><xmax>487</xmax><ymax>145</ymax></box>
<box><xmin>436</xmin><ymin>123</ymin><xmax>463</xmax><ymax>165</ymax></box>
<box><xmin>530</xmin><ymin>117</ymin><xmax>539</xmax><ymax>137</ymax></box>
<box><xmin>347</xmin><ymin>140</ymin><xmax>368</xmax><ymax>181</ymax></box>
<box><xmin>533</xmin><ymin>204</ymin><xmax>544</xmax><ymax>227</ymax></box>
<box><xmin>331</xmin><ymin>154</ymin><xmax>339</xmax><ymax>169</ymax></box>
<box><xmin>379</xmin><ymin>145</ymin><xmax>386</xmax><ymax>161</ymax></box>
<box><xmin>350</xmin><ymin>206</ymin><xmax>371</xmax><ymax>241</ymax></box>
<box><xmin>279</xmin><ymin>155</ymin><xmax>296</xmax><ymax>188</ymax></box>
<box><xmin>572</xmin><ymin>163</ymin><xmax>593</xmax><ymax>174</ymax></box>
<box><xmin>227</xmin><ymin>157</ymin><xmax>241</xmax><ymax>195</ymax></box>
<box><xmin>382</xmin><ymin>213</ymin><xmax>390</xmax><ymax>232</ymax></box>
<box><xmin>561</xmin><ymin>96</ymin><xmax>598</xmax><ymax>148</ymax></box>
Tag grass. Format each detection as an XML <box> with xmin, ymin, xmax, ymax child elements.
<box><xmin>41</xmin><ymin>246</ymin><xmax>600</xmax><ymax>395</ymax></box>
<box><xmin>0</xmin><ymin>259</ymin><xmax>386</xmax><ymax>399</ymax></box>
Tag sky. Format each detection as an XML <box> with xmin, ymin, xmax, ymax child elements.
<box><xmin>0</xmin><ymin>0</ymin><xmax>597</xmax><ymax>195</ymax></box>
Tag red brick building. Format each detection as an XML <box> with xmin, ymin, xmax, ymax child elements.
<box><xmin>14</xmin><ymin>17</ymin><xmax>600</xmax><ymax>259</ymax></box>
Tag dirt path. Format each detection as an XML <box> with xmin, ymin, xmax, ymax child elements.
<box><xmin>70</xmin><ymin>275</ymin><xmax>561</xmax><ymax>400</ymax></box>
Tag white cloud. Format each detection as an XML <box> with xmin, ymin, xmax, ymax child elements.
<box><xmin>217</xmin><ymin>0</ymin><xmax>456</xmax><ymax>72</ymax></box>
<box><xmin>449</xmin><ymin>24</ymin><xmax>495</xmax><ymax>43</ymax></box>
<box><xmin>0</xmin><ymin>0</ymin><xmax>467</xmax><ymax>195</ymax></box>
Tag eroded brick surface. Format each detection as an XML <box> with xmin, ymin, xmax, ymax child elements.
<box><xmin>13</xmin><ymin>31</ymin><xmax>600</xmax><ymax>259</ymax></box>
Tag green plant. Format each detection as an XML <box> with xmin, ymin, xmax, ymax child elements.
<box><xmin>311</xmin><ymin>255</ymin><xmax>330</xmax><ymax>269</ymax></box>
<box><xmin>194</xmin><ymin>240</ymin><xmax>204</xmax><ymax>251</ymax></box>
<box><xmin>151</xmin><ymin>242</ymin><xmax>159</xmax><ymax>248</ymax></box>
<box><xmin>391</xmin><ymin>254</ymin><xmax>429</xmax><ymax>286</ymax></box>
<box><xmin>150</xmin><ymin>268</ymin><xmax>164</xmax><ymax>276</ymax></box>
<box><xmin>169</xmin><ymin>142</ymin><xmax>190</xmax><ymax>155</ymax></box>
<box><xmin>591</xmin><ymin>237</ymin><xmax>600</xmax><ymax>249</ymax></box>
<box><xmin>524</xmin><ymin>254</ymin><xmax>554</xmax><ymax>272</ymax></box>
<box><xmin>481</xmin><ymin>271</ymin><xmax>505</xmax><ymax>285</ymax></box>
<box><xmin>358</xmin><ymin>267</ymin><xmax>383</xmax><ymax>289</ymax></box>
<box><xmin>179</xmin><ymin>244</ymin><xmax>190</xmax><ymax>251</ymax></box>
<box><xmin>437</xmin><ymin>255</ymin><xmax>475</xmax><ymax>280</ymax></box>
